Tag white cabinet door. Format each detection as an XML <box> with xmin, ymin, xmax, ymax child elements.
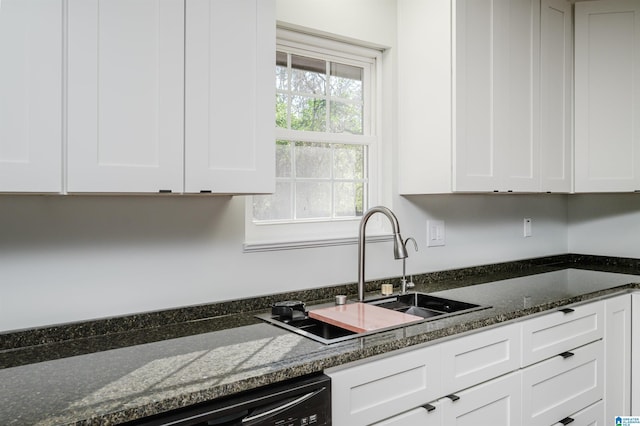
<box><xmin>521</xmin><ymin>340</ymin><xmax>604</xmax><ymax>426</ymax></box>
<box><xmin>67</xmin><ymin>0</ymin><xmax>184</xmax><ymax>193</ymax></box>
<box><xmin>539</xmin><ymin>0</ymin><xmax>572</xmax><ymax>193</ymax></box>
<box><xmin>327</xmin><ymin>344</ymin><xmax>442</xmax><ymax>426</ymax></box>
<box><xmin>521</xmin><ymin>301</ymin><xmax>603</xmax><ymax>367</ymax></box>
<box><xmin>184</xmin><ymin>0</ymin><xmax>275</xmax><ymax>194</ymax></box>
<box><xmin>604</xmin><ymin>295</ymin><xmax>631</xmax><ymax>420</ymax></box>
<box><xmin>454</xmin><ymin>0</ymin><xmax>539</xmax><ymax>192</ymax></box>
<box><xmin>441</xmin><ymin>371</ymin><xmax>522</xmax><ymax>426</ymax></box>
<box><xmin>0</xmin><ymin>0</ymin><xmax>62</xmax><ymax>192</ymax></box>
<box><xmin>575</xmin><ymin>0</ymin><xmax>640</xmax><ymax>192</ymax></box>
<box><xmin>440</xmin><ymin>322</ymin><xmax>521</xmax><ymax>396</ymax></box>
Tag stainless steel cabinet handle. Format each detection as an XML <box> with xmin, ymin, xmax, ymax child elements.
<box><xmin>445</xmin><ymin>394</ymin><xmax>460</xmax><ymax>402</ymax></box>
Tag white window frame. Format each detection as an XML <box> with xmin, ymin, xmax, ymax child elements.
<box><xmin>244</xmin><ymin>28</ymin><xmax>386</xmax><ymax>252</ymax></box>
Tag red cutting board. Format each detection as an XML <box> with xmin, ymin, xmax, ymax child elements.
<box><xmin>308</xmin><ymin>302</ymin><xmax>423</xmax><ymax>333</ymax></box>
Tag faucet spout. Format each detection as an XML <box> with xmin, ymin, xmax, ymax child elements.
<box><xmin>358</xmin><ymin>206</ymin><xmax>408</xmax><ymax>301</ymax></box>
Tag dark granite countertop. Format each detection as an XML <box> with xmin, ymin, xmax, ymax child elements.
<box><xmin>1</xmin><ymin>254</ymin><xmax>640</xmax><ymax>425</ymax></box>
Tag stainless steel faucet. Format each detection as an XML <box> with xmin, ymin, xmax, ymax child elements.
<box><xmin>358</xmin><ymin>206</ymin><xmax>408</xmax><ymax>301</ymax></box>
<box><xmin>401</xmin><ymin>237</ymin><xmax>418</xmax><ymax>294</ymax></box>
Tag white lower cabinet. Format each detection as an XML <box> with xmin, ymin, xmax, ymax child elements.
<box><xmin>329</xmin><ymin>297</ymin><xmax>630</xmax><ymax>426</ymax></box>
<box><xmin>521</xmin><ymin>340</ymin><xmax>604</xmax><ymax>426</ymax></box>
<box><xmin>604</xmin><ymin>294</ymin><xmax>632</xmax><ymax>419</ymax></box>
<box><xmin>328</xmin><ymin>344</ymin><xmax>442</xmax><ymax>426</ymax></box>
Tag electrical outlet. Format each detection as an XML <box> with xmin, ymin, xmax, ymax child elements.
<box><xmin>427</xmin><ymin>220</ymin><xmax>445</xmax><ymax>247</ymax></box>
<box><xmin>524</xmin><ymin>218</ymin><xmax>532</xmax><ymax>237</ymax></box>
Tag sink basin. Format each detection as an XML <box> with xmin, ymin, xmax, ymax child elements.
<box><xmin>366</xmin><ymin>292</ymin><xmax>487</xmax><ymax>319</ymax></box>
<box><xmin>257</xmin><ymin>292</ymin><xmax>489</xmax><ymax>345</ymax></box>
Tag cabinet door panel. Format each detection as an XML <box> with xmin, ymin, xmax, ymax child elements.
<box><xmin>454</xmin><ymin>0</ymin><xmax>499</xmax><ymax>191</ymax></box>
<box><xmin>575</xmin><ymin>0</ymin><xmax>640</xmax><ymax>192</ymax></box>
<box><xmin>540</xmin><ymin>0</ymin><xmax>572</xmax><ymax>192</ymax></box>
<box><xmin>185</xmin><ymin>0</ymin><xmax>275</xmax><ymax>194</ymax></box>
<box><xmin>442</xmin><ymin>371</ymin><xmax>522</xmax><ymax>426</ymax></box>
<box><xmin>441</xmin><ymin>322</ymin><xmax>520</xmax><ymax>395</ymax></box>
<box><xmin>521</xmin><ymin>340</ymin><xmax>603</xmax><ymax>426</ymax></box>
<box><xmin>67</xmin><ymin>0</ymin><xmax>184</xmax><ymax>193</ymax></box>
<box><xmin>632</xmin><ymin>293</ymin><xmax>640</xmax><ymax>414</ymax></box>
<box><xmin>604</xmin><ymin>295</ymin><xmax>631</xmax><ymax>420</ymax></box>
<box><xmin>0</xmin><ymin>0</ymin><xmax>62</xmax><ymax>192</ymax></box>
<box><xmin>501</xmin><ymin>0</ymin><xmax>539</xmax><ymax>192</ymax></box>
<box><xmin>521</xmin><ymin>302</ymin><xmax>603</xmax><ymax>367</ymax></box>
<box><xmin>327</xmin><ymin>344</ymin><xmax>442</xmax><ymax>426</ymax></box>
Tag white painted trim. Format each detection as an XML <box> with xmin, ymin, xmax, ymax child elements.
<box><xmin>243</xmin><ymin>233</ymin><xmax>393</xmax><ymax>253</ymax></box>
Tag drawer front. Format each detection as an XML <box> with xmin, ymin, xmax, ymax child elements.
<box><xmin>521</xmin><ymin>301</ymin><xmax>603</xmax><ymax>366</ymax></box>
<box><xmin>522</xmin><ymin>340</ymin><xmax>604</xmax><ymax>426</ymax></box>
<box><xmin>440</xmin><ymin>323</ymin><xmax>521</xmax><ymax>395</ymax></box>
<box><xmin>328</xmin><ymin>344</ymin><xmax>442</xmax><ymax>426</ymax></box>
<box><xmin>442</xmin><ymin>371</ymin><xmax>522</xmax><ymax>426</ymax></box>
<box><xmin>372</xmin><ymin>403</ymin><xmax>443</xmax><ymax>426</ymax></box>
<box><xmin>551</xmin><ymin>400</ymin><xmax>604</xmax><ymax>426</ymax></box>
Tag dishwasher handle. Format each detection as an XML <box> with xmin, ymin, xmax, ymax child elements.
<box><xmin>242</xmin><ymin>388</ymin><xmax>325</xmax><ymax>424</ymax></box>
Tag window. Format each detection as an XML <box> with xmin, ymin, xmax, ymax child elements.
<box><xmin>245</xmin><ymin>29</ymin><xmax>382</xmax><ymax>250</ymax></box>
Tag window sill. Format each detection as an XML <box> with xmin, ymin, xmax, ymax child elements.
<box><xmin>243</xmin><ymin>233</ymin><xmax>394</xmax><ymax>253</ymax></box>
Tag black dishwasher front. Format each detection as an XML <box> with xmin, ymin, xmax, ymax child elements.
<box><xmin>125</xmin><ymin>373</ymin><xmax>331</xmax><ymax>426</ymax></box>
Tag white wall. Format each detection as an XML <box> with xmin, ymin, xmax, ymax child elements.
<box><xmin>568</xmin><ymin>194</ymin><xmax>640</xmax><ymax>258</ymax></box>
<box><xmin>0</xmin><ymin>0</ymin><xmax>571</xmax><ymax>332</ymax></box>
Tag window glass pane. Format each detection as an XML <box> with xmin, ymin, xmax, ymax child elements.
<box><xmin>276</xmin><ymin>93</ymin><xmax>288</xmax><ymax>128</ymax></box>
<box><xmin>291</xmin><ymin>54</ymin><xmax>326</xmax><ymax>95</ymax></box>
<box><xmin>330</xmin><ymin>101</ymin><xmax>363</xmax><ymax>134</ymax></box>
<box><xmin>276</xmin><ymin>140</ymin><xmax>291</xmax><ymax>177</ymax></box>
<box><xmin>253</xmin><ymin>182</ymin><xmax>292</xmax><ymax>221</ymax></box>
<box><xmin>334</xmin><ymin>182</ymin><xmax>364</xmax><ymax>217</ymax></box>
<box><xmin>295</xmin><ymin>142</ymin><xmax>331</xmax><ymax>179</ymax></box>
<box><xmin>295</xmin><ymin>182</ymin><xmax>331</xmax><ymax>219</ymax></box>
<box><xmin>334</xmin><ymin>144</ymin><xmax>364</xmax><ymax>179</ymax></box>
<box><xmin>276</xmin><ymin>51</ymin><xmax>288</xmax><ymax>91</ymax></box>
<box><xmin>330</xmin><ymin>63</ymin><xmax>363</xmax><ymax>101</ymax></box>
<box><xmin>290</xmin><ymin>96</ymin><xmax>326</xmax><ymax>131</ymax></box>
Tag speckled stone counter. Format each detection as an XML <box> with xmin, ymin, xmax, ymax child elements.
<box><xmin>1</xmin><ymin>254</ymin><xmax>639</xmax><ymax>425</ymax></box>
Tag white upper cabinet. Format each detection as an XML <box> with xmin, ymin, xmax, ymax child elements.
<box><xmin>398</xmin><ymin>0</ymin><xmax>571</xmax><ymax>194</ymax></box>
<box><xmin>0</xmin><ymin>0</ymin><xmax>63</xmax><ymax>193</ymax></box>
<box><xmin>67</xmin><ymin>0</ymin><xmax>185</xmax><ymax>193</ymax></box>
<box><xmin>575</xmin><ymin>0</ymin><xmax>640</xmax><ymax>192</ymax></box>
<box><xmin>454</xmin><ymin>0</ymin><xmax>540</xmax><ymax>193</ymax></box>
<box><xmin>185</xmin><ymin>0</ymin><xmax>275</xmax><ymax>194</ymax></box>
<box><xmin>540</xmin><ymin>0</ymin><xmax>572</xmax><ymax>193</ymax></box>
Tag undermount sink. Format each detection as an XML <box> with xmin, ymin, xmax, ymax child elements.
<box><xmin>257</xmin><ymin>292</ymin><xmax>489</xmax><ymax>345</ymax></box>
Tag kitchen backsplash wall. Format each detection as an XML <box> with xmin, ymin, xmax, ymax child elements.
<box><xmin>569</xmin><ymin>194</ymin><xmax>640</xmax><ymax>258</ymax></box>
<box><xmin>0</xmin><ymin>194</ymin><xmax>569</xmax><ymax>332</ymax></box>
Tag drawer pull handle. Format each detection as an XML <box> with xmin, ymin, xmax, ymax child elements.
<box><xmin>446</xmin><ymin>394</ymin><xmax>460</xmax><ymax>402</ymax></box>
<box><xmin>560</xmin><ymin>417</ymin><xmax>575</xmax><ymax>425</ymax></box>
<box><xmin>422</xmin><ymin>403</ymin><xmax>436</xmax><ymax>412</ymax></box>
<box><xmin>560</xmin><ymin>351</ymin><xmax>574</xmax><ymax>359</ymax></box>
<box><xmin>559</xmin><ymin>307</ymin><xmax>575</xmax><ymax>314</ymax></box>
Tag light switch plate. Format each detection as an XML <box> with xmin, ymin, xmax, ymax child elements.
<box><xmin>524</xmin><ymin>218</ymin><xmax>532</xmax><ymax>237</ymax></box>
<box><xmin>427</xmin><ymin>220</ymin><xmax>445</xmax><ymax>247</ymax></box>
